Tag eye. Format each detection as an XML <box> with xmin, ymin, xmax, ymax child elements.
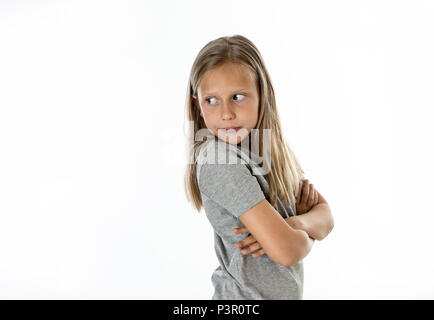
<box><xmin>205</xmin><ymin>97</ymin><xmax>217</xmax><ymax>105</ymax></box>
<box><xmin>233</xmin><ymin>93</ymin><xmax>245</xmax><ymax>101</ymax></box>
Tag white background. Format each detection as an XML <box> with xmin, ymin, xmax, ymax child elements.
<box><xmin>0</xmin><ymin>0</ymin><xmax>433</xmax><ymax>299</ymax></box>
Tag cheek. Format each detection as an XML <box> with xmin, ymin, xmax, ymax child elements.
<box><xmin>242</xmin><ymin>105</ymin><xmax>259</xmax><ymax>125</ymax></box>
<box><xmin>201</xmin><ymin>112</ymin><xmax>218</xmax><ymax>128</ymax></box>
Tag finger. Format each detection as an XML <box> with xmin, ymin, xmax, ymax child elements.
<box><xmin>308</xmin><ymin>183</ymin><xmax>315</xmax><ymax>206</ymax></box>
<box><xmin>296</xmin><ymin>180</ymin><xmax>303</xmax><ymax>202</ymax></box>
<box><xmin>252</xmin><ymin>249</ymin><xmax>265</xmax><ymax>258</ymax></box>
<box><xmin>248</xmin><ymin>242</ymin><xmax>262</xmax><ymax>253</ymax></box>
<box><xmin>236</xmin><ymin>235</ymin><xmax>256</xmax><ymax>248</ymax></box>
<box><xmin>233</xmin><ymin>227</ymin><xmax>248</xmax><ymax>234</ymax></box>
<box><xmin>241</xmin><ymin>241</ymin><xmax>261</xmax><ymax>255</ymax></box>
<box><xmin>301</xmin><ymin>179</ymin><xmax>310</xmax><ymax>203</ymax></box>
<box><xmin>314</xmin><ymin>190</ymin><xmax>319</xmax><ymax>205</ymax></box>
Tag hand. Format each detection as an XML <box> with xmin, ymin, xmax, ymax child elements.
<box><xmin>286</xmin><ymin>215</ymin><xmax>302</xmax><ymax>230</ymax></box>
<box><xmin>233</xmin><ymin>227</ymin><xmax>265</xmax><ymax>258</ymax></box>
<box><xmin>296</xmin><ymin>179</ymin><xmax>319</xmax><ymax>215</ymax></box>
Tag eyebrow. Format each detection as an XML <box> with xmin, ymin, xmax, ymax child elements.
<box><xmin>203</xmin><ymin>88</ymin><xmax>248</xmax><ymax>96</ymax></box>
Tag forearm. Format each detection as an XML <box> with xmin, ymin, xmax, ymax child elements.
<box><xmin>286</xmin><ymin>203</ymin><xmax>334</xmax><ymax>241</ymax></box>
<box><xmin>285</xmin><ymin>229</ymin><xmax>315</xmax><ymax>266</ymax></box>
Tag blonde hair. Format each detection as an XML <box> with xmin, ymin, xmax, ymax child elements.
<box><xmin>184</xmin><ymin>34</ymin><xmax>305</xmax><ymax>213</ymax></box>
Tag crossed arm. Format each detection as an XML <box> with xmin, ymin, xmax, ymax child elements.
<box><xmin>233</xmin><ymin>179</ymin><xmax>334</xmax><ymax>261</ymax></box>
<box><xmin>286</xmin><ymin>183</ymin><xmax>334</xmax><ymax>241</ymax></box>
<box><xmin>285</xmin><ymin>202</ymin><xmax>333</xmax><ymax>241</ymax></box>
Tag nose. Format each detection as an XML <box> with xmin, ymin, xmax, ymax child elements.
<box><xmin>221</xmin><ymin>101</ymin><xmax>236</xmax><ymax>120</ymax></box>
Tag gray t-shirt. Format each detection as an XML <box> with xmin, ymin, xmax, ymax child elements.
<box><xmin>196</xmin><ymin>138</ymin><xmax>305</xmax><ymax>300</ymax></box>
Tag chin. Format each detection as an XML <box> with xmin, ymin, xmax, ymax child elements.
<box><xmin>225</xmin><ymin>135</ymin><xmax>246</xmax><ymax>146</ymax></box>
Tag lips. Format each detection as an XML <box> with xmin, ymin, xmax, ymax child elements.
<box><xmin>220</xmin><ymin>127</ymin><xmax>241</xmax><ymax>132</ymax></box>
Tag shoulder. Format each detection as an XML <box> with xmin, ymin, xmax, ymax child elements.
<box><xmin>196</xmin><ymin>141</ymin><xmax>257</xmax><ymax>192</ymax></box>
<box><xmin>196</xmin><ymin>150</ymin><xmax>266</xmax><ymax>217</ymax></box>
<box><xmin>197</xmin><ymin>139</ymin><xmax>246</xmax><ymax>176</ymax></box>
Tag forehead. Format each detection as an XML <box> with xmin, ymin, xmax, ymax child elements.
<box><xmin>199</xmin><ymin>62</ymin><xmax>256</xmax><ymax>95</ymax></box>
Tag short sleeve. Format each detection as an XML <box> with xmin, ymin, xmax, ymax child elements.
<box><xmin>198</xmin><ymin>163</ymin><xmax>266</xmax><ymax>218</ymax></box>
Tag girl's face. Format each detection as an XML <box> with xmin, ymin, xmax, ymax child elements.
<box><xmin>192</xmin><ymin>62</ymin><xmax>260</xmax><ymax>145</ymax></box>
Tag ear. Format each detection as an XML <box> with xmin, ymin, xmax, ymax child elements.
<box><xmin>192</xmin><ymin>95</ymin><xmax>203</xmax><ymax>117</ymax></box>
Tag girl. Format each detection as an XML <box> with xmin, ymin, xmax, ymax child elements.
<box><xmin>184</xmin><ymin>35</ymin><xmax>334</xmax><ymax>300</ymax></box>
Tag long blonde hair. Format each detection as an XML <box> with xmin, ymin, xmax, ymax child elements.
<box><xmin>184</xmin><ymin>34</ymin><xmax>305</xmax><ymax>213</ymax></box>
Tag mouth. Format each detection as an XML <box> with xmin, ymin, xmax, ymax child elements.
<box><xmin>219</xmin><ymin>127</ymin><xmax>241</xmax><ymax>133</ymax></box>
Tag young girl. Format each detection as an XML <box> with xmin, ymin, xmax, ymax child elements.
<box><xmin>184</xmin><ymin>35</ymin><xmax>334</xmax><ymax>300</ymax></box>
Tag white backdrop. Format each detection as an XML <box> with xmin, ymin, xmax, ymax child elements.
<box><xmin>0</xmin><ymin>0</ymin><xmax>433</xmax><ymax>299</ymax></box>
